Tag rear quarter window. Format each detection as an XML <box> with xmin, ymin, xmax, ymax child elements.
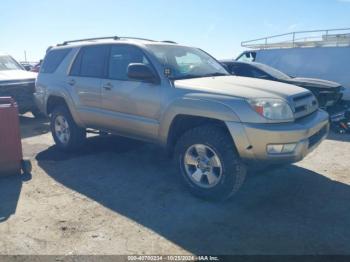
<box><xmin>41</xmin><ymin>48</ymin><xmax>71</xmax><ymax>73</ymax></box>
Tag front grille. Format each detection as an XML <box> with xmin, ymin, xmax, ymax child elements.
<box><xmin>295</xmin><ymin>105</ymin><xmax>307</xmax><ymax>113</ymax></box>
<box><xmin>308</xmin><ymin>125</ymin><xmax>328</xmax><ymax>148</ymax></box>
<box><xmin>0</xmin><ymin>80</ymin><xmax>36</xmax><ymax>112</ymax></box>
<box><xmin>0</xmin><ymin>81</ymin><xmax>35</xmax><ymax>93</ymax></box>
<box><xmin>293</xmin><ymin>93</ymin><xmax>313</xmax><ymax>102</ymax></box>
<box><xmin>291</xmin><ymin>92</ymin><xmax>319</xmax><ymax>119</ymax></box>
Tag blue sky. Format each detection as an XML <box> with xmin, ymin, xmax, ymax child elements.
<box><xmin>1</xmin><ymin>0</ymin><xmax>350</xmax><ymax>61</ymax></box>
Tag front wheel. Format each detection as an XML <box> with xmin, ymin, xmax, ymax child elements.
<box><xmin>50</xmin><ymin>105</ymin><xmax>86</xmax><ymax>151</ymax></box>
<box><xmin>174</xmin><ymin>125</ymin><xmax>246</xmax><ymax>201</ymax></box>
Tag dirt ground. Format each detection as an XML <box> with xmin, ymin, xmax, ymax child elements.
<box><xmin>0</xmin><ymin>114</ymin><xmax>350</xmax><ymax>255</ymax></box>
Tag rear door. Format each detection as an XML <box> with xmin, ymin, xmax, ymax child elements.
<box><xmin>68</xmin><ymin>45</ymin><xmax>109</xmax><ymax>127</ymax></box>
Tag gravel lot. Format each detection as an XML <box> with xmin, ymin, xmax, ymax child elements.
<box><xmin>0</xmin><ymin>114</ymin><xmax>350</xmax><ymax>255</ymax></box>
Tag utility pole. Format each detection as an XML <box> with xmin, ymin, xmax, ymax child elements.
<box><xmin>24</xmin><ymin>50</ymin><xmax>27</xmax><ymax>62</ymax></box>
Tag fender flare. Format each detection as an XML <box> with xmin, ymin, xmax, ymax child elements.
<box><xmin>158</xmin><ymin>97</ymin><xmax>240</xmax><ymax>146</ymax></box>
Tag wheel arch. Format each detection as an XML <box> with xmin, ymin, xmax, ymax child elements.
<box><xmin>159</xmin><ymin>97</ymin><xmax>240</xmax><ymax>149</ymax></box>
<box><xmin>46</xmin><ymin>95</ymin><xmax>68</xmax><ymax>115</ymax></box>
<box><xmin>46</xmin><ymin>94</ymin><xmax>84</xmax><ymax>126</ymax></box>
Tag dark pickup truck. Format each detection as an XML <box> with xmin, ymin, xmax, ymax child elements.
<box><xmin>0</xmin><ymin>54</ymin><xmax>41</xmax><ymax>117</ymax></box>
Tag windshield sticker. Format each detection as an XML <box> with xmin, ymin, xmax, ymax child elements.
<box><xmin>164</xmin><ymin>68</ymin><xmax>171</xmax><ymax>76</ymax></box>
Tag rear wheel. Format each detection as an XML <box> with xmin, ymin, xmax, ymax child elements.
<box><xmin>50</xmin><ymin>105</ymin><xmax>86</xmax><ymax>151</ymax></box>
<box><xmin>174</xmin><ymin>125</ymin><xmax>246</xmax><ymax>201</ymax></box>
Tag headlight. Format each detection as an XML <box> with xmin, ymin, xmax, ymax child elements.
<box><xmin>249</xmin><ymin>98</ymin><xmax>294</xmax><ymax>121</ymax></box>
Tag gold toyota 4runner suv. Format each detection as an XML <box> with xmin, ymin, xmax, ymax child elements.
<box><xmin>35</xmin><ymin>37</ymin><xmax>329</xmax><ymax>200</ymax></box>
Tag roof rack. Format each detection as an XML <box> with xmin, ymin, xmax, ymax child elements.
<box><xmin>119</xmin><ymin>37</ymin><xmax>157</xmax><ymax>42</ymax></box>
<box><xmin>241</xmin><ymin>28</ymin><xmax>350</xmax><ymax>50</ymax></box>
<box><xmin>58</xmin><ymin>36</ymin><xmax>120</xmax><ymax>46</ymax></box>
<box><xmin>162</xmin><ymin>40</ymin><xmax>178</xmax><ymax>44</ymax></box>
<box><xmin>57</xmin><ymin>36</ymin><xmax>177</xmax><ymax>46</ymax></box>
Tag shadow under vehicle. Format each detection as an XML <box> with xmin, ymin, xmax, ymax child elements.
<box><xmin>36</xmin><ymin>135</ymin><xmax>350</xmax><ymax>254</ymax></box>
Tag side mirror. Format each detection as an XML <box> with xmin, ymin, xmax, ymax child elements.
<box><xmin>127</xmin><ymin>63</ymin><xmax>157</xmax><ymax>83</ymax></box>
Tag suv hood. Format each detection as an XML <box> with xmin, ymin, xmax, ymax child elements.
<box><xmin>0</xmin><ymin>70</ymin><xmax>37</xmax><ymax>83</ymax></box>
<box><xmin>286</xmin><ymin>77</ymin><xmax>341</xmax><ymax>89</ymax></box>
<box><xmin>174</xmin><ymin>76</ymin><xmax>309</xmax><ymax>100</ymax></box>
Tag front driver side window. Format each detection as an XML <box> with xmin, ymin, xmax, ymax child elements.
<box><xmin>250</xmin><ymin>67</ymin><xmax>271</xmax><ymax>79</ymax></box>
<box><xmin>234</xmin><ymin>65</ymin><xmax>253</xmax><ymax>77</ymax></box>
<box><xmin>236</xmin><ymin>65</ymin><xmax>271</xmax><ymax>79</ymax></box>
<box><xmin>228</xmin><ymin>64</ymin><xmax>238</xmax><ymax>75</ymax></box>
<box><xmin>108</xmin><ymin>45</ymin><xmax>150</xmax><ymax>81</ymax></box>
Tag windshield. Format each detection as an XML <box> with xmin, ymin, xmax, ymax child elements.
<box><xmin>0</xmin><ymin>56</ymin><xmax>23</xmax><ymax>71</ymax></box>
<box><xmin>147</xmin><ymin>45</ymin><xmax>229</xmax><ymax>80</ymax></box>
<box><xmin>253</xmin><ymin>63</ymin><xmax>291</xmax><ymax>80</ymax></box>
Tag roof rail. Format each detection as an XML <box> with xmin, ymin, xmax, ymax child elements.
<box><xmin>120</xmin><ymin>37</ymin><xmax>157</xmax><ymax>42</ymax></box>
<box><xmin>58</xmin><ymin>36</ymin><xmax>120</xmax><ymax>46</ymax></box>
<box><xmin>241</xmin><ymin>28</ymin><xmax>350</xmax><ymax>49</ymax></box>
<box><xmin>57</xmin><ymin>36</ymin><xmax>177</xmax><ymax>46</ymax></box>
<box><xmin>162</xmin><ymin>40</ymin><xmax>178</xmax><ymax>44</ymax></box>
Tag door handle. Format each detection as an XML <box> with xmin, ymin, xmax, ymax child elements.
<box><xmin>68</xmin><ymin>79</ymin><xmax>76</xmax><ymax>86</ymax></box>
<box><xmin>103</xmin><ymin>82</ymin><xmax>113</xmax><ymax>90</ymax></box>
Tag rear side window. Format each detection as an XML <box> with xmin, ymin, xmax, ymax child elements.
<box><xmin>41</xmin><ymin>49</ymin><xmax>71</xmax><ymax>73</ymax></box>
<box><xmin>70</xmin><ymin>45</ymin><xmax>109</xmax><ymax>78</ymax></box>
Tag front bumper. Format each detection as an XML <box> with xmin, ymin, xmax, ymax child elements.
<box><xmin>226</xmin><ymin>109</ymin><xmax>329</xmax><ymax>164</ymax></box>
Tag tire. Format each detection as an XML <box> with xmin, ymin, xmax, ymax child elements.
<box><xmin>50</xmin><ymin>105</ymin><xmax>86</xmax><ymax>151</ymax></box>
<box><xmin>174</xmin><ymin>125</ymin><xmax>246</xmax><ymax>201</ymax></box>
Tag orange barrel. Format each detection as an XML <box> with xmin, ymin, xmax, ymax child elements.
<box><xmin>0</xmin><ymin>97</ymin><xmax>23</xmax><ymax>176</ymax></box>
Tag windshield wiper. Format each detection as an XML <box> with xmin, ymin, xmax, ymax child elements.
<box><xmin>202</xmin><ymin>73</ymin><xmax>229</xmax><ymax>77</ymax></box>
<box><xmin>170</xmin><ymin>74</ymin><xmax>203</xmax><ymax>80</ymax></box>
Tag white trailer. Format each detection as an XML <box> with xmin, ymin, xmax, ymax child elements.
<box><xmin>237</xmin><ymin>28</ymin><xmax>350</xmax><ymax>100</ymax></box>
